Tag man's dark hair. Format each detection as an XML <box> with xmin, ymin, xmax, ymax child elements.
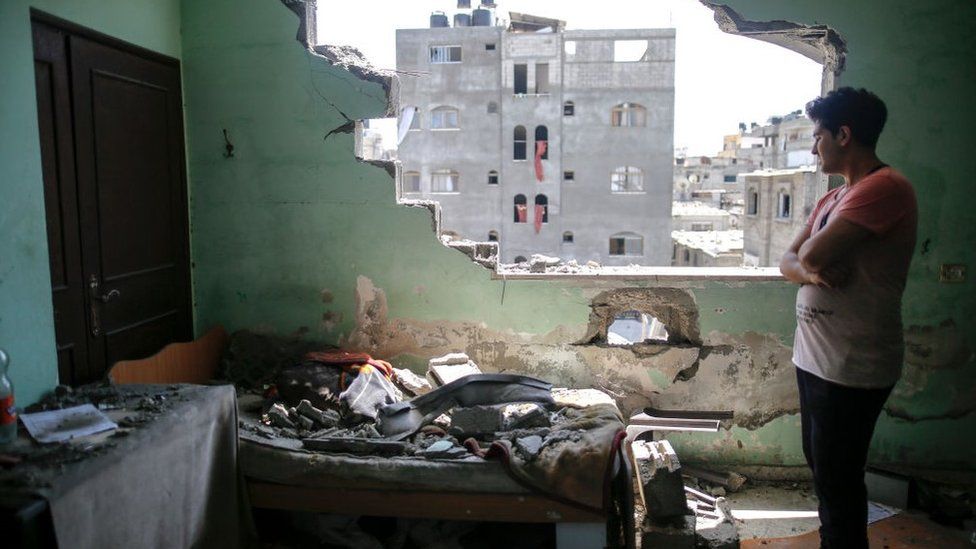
<box><xmin>805</xmin><ymin>87</ymin><xmax>888</xmax><ymax>148</ymax></box>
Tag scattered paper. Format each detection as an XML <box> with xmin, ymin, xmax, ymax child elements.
<box><xmin>20</xmin><ymin>404</ymin><xmax>118</xmax><ymax>443</ymax></box>
<box><xmin>867</xmin><ymin>501</ymin><xmax>899</xmax><ymax>524</ymax></box>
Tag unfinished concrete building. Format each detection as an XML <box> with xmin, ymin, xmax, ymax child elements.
<box><xmin>396</xmin><ymin>9</ymin><xmax>675</xmax><ymax>266</ymax></box>
<box><xmin>741</xmin><ymin>166</ymin><xmax>820</xmax><ymax>266</ymax></box>
<box><xmin>1</xmin><ymin>0</ymin><xmax>974</xmax><ymax>546</ymax></box>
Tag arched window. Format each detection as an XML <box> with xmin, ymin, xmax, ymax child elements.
<box><xmin>535</xmin><ymin>194</ymin><xmax>548</xmax><ymax>223</ymax></box>
<box><xmin>777</xmin><ymin>191</ymin><xmax>792</xmax><ymax>218</ymax></box>
<box><xmin>403</xmin><ymin>171</ymin><xmax>421</xmax><ymax>193</ymax></box>
<box><xmin>611</xmin><ymin>103</ymin><xmax>647</xmax><ymax>127</ymax></box>
<box><xmin>562</xmin><ymin>231</ymin><xmax>574</xmax><ymax>243</ymax></box>
<box><xmin>513</xmin><ymin>126</ymin><xmax>527</xmax><ymax>160</ymax></box>
<box><xmin>431</xmin><ymin>169</ymin><xmax>459</xmax><ymax>192</ymax></box>
<box><xmin>514</xmin><ymin>194</ymin><xmax>528</xmax><ymax>222</ymax></box>
<box><xmin>563</xmin><ymin>101</ymin><xmax>575</xmax><ymax>116</ymax></box>
<box><xmin>747</xmin><ymin>188</ymin><xmax>759</xmax><ymax>215</ymax></box>
<box><xmin>488</xmin><ymin>230</ymin><xmax>499</xmax><ymax>242</ymax></box>
<box><xmin>609</xmin><ymin>232</ymin><xmax>643</xmax><ymax>256</ymax></box>
<box><xmin>611</xmin><ymin>166</ymin><xmax>644</xmax><ymax>192</ymax></box>
<box><xmin>487</xmin><ymin>170</ymin><xmax>499</xmax><ymax>185</ymax></box>
<box><xmin>430</xmin><ymin>106</ymin><xmax>459</xmax><ymax>129</ymax></box>
<box><xmin>534</xmin><ymin>126</ymin><xmax>548</xmax><ymax>159</ymax></box>
<box><xmin>514</xmin><ymin>255</ymin><xmax>528</xmax><ymax>263</ymax></box>
<box><xmin>487</xmin><ymin>101</ymin><xmax>498</xmax><ymax>114</ymax></box>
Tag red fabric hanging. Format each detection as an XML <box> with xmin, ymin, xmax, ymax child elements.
<box><xmin>534</xmin><ymin>204</ymin><xmax>545</xmax><ymax>233</ymax></box>
<box><xmin>516</xmin><ymin>204</ymin><xmax>528</xmax><ymax>223</ymax></box>
<box><xmin>535</xmin><ymin>141</ymin><xmax>547</xmax><ymax>182</ymax></box>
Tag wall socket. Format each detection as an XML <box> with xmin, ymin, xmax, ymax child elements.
<box><xmin>939</xmin><ymin>264</ymin><xmax>966</xmax><ymax>283</ymax></box>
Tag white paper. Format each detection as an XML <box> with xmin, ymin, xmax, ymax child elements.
<box><xmin>20</xmin><ymin>404</ymin><xmax>118</xmax><ymax>443</ymax></box>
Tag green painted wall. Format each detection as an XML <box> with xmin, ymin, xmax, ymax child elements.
<box><xmin>184</xmin><ymin>0</ymin><xmax>975</xmax><ymax>469</ymax></box>
<box><xmin>0</xmin><ymin>0</ymin><xmax>182</xmax><ymax>406</ymax></box>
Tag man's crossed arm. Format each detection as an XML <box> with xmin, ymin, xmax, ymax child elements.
<box><xmin>780</xmin><ymin>217</ymin><xmax>873</xmax><ymax>288</ymax></box>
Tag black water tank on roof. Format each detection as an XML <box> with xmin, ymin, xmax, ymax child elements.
<box><xmin>457</xmin><ymin>0</ymin><xmax>471</xmax><ymax>8</ymax></box>
<box><xmin>472</xmin><ymin>8</ymin><xmax>492</xmax><ymax>26</ymax></box>
<box><xmin>454</xmin><ymin>13</ymin><xmax>471</xmax><ymax>27</ymax></box>
<box><xmin>430</xmin><ymin>12</ymin><xmax>449</xmax><ymax>28</ymax></box>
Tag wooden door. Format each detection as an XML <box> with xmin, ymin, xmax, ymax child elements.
<box><xmin>32</xmin><ymin>14</ymin><xmax>192</xmax><ymax>385</ymax></box>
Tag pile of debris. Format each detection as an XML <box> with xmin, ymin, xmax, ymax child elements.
<box><xmin>633</xmin><ymin>439</ymin><xmax>742</xmax><ymax>549</ymax></box>
<box><xmin>244</xmin><ymin>350</ymin><xmax>591</xmax><ymax>464</ymax></box>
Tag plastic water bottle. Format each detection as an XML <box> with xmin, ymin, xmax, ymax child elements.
<box><xmin>0</xmin><ymin>349</ymin><xmax>16</xmax><ymax>444</ymax></box>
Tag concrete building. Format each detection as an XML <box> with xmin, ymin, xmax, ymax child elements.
<box><xmin>396</xmin><ymin>9</ymin><xmax>675</xmax><ymax>265</ymax></box>
<box><xmin>671</xmin><ymin>230</ymin><xmax>744</xmax><ymax>267</ymax></box>
<box><xmin>740</xmin><ymin>166</ymin><xmax>821</xmax><ymax>266</ymax></box>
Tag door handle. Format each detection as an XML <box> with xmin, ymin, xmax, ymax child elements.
<box><xmin>88</xmin><ymin>275</ymin><xmax>121</xmax><ymax>337</ymax></box>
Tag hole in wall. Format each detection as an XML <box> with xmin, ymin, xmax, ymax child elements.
<box><xmin>607</xmin><ymin>310</ymin><xmax>669</xmax><ymax>345</ymax></box>
<box><xmin>299</xmin><ymin>0</ymin><xmax>844</xmax><ymax>274</ymax></box>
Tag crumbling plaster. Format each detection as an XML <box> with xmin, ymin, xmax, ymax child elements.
<box><xmin>182</xmin><ymin>0</ymin><xmax>976</xmax><ymax>470</ymax></box>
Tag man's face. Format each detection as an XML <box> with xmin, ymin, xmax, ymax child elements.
<box><xmin>811</xmin><ymin>122</ymin><xmax>842</xmax><ymax>174</ymax></box>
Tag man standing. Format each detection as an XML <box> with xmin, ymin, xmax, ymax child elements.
<box><xmin>780</xmin><ymin>87</ymin><xmax>918</xmax><ymax>548</ymax></box>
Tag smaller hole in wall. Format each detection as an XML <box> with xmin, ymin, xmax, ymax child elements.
<box><xmin>607</xmin><ymin>310</ymin><xmax>669</xmax><ymax>345</ymax></box>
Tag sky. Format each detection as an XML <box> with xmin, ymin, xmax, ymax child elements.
<box><xmin>316</xmin><ymin>0</ymin><xmax>822</xmax><ymax>156</ymax></box>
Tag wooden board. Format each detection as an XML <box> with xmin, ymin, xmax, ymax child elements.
<box><xmin>109</xmin><ymin>325</ymin><xmax>228</xmax><ymax>384</ymax></box>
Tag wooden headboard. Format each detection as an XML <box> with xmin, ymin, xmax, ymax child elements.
<box><xmin>109</xmin><ymin>325</ymin><xmax>229</xmax><ymax>384</ymax></box>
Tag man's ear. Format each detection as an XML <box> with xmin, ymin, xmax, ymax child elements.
<box><xmin>836</xmin><ymin>125</ymin><xmax>853</xmax><ymax>146</ymax></box>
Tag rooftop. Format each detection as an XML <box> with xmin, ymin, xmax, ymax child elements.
<box><xmin>741</xmin><ymin>165</ymin><xmax>817</xmax><ymax>178</ymax></box>
<box><xmin>672</xmin><ymin>230</ymin><xmax>744</xmax><ymax>257</ymax></box>
<box><xmin>672</xmin><ymin>201</ymin><xmax>731</xmax><ymax>218</ymax></box>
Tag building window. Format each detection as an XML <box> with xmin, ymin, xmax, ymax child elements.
<box><xmin>683</xmin><ymin>249</ymin><xmax>691</xmax><ymax>263</ymax></box>
<box><xmin>564</xmin><ymin>40</ymin><xmax>577</xmax><ymax>55</ymax></box>
<box><xmin>514</xmin><ymin>64</ymin><xmax>527</xmax><ymax>94</ymax></box>
<box><xmin>488</xmin><ymin>170</ymin><xmax>499</xmax><ymax>185</ymax></box>
<box><xmin>611</xmin><ymin>166</ymin><xmax>644</xmax><ymax>192</ymax></box>
<box><xmin>723</xmin><ymin>174</ymin><xmax>737</xmax><ymax>183</ymax></box>
<box><xmin>611</xmin><ymin>103</ymin><xmax>647</xmax><ymax>127</ymax></box>
<box><xmin>514</xmin><ymin>125</ymin><xmax>527</xmax><ymax>160</ymax></box>
<box><xmin>563</xmin><ymin>170</ymin><xmax>574</xmax><ymax>181</ymax></box>
<box><xmin>403</xmin><ymin>171</ymin><xmax>421</xmax><ymax>193</ymax></box>
<box><xmin>488</xmin><ymin>230</ymin><xmax>499</xmax><ymax>242</ymax></box>
<box><xmin>430</xmin><ymin>106</ymin><xmax>459</xmax><ymax>129</ymax></box>
<box><xmin>514</xmin><ymin>194</ymin><xmax>528</xmax><ymax>222</ymax></box>
<box><xmin>535</xmin><ymin>63</ymin><xmax>550</xmax><ymax>94</ymax></box>
<box><xmin>431</xmin><ymin>170</ymin><xmax>459</xmax><ymax>192</ymax></box>
<box><xmin>563</xmin><ymin>101</ymin><xmax>575</xmax><ymax>116</ymax></box>
<box><xmin>485</xmin><ymin>43</ymin><xmax>496</xmax><ymax>51</ymax></box>
<box><xmin>430</xmin><ymin>45</ymin><xmax>462</xmax><ymax>63</ymax></box>
<box><xmin>691</xmin><ymin>222</ymin><xmax>713</xmax><ymax>231</ymax></box>
<box><xmin>609</xmin><ymin>232</ymin><xmax>643</xmax><ymax>256</ymax></box>
<box><xmin>563</xmin><ymin>231</ymin><xmax>574</xmax><ymax>243</ymax></box>
<box><xmin>747</xmin><ymin>189</ymin><xmax>759</xmax><ymax>215</ymax></box>
<box><xmin>778</xmin><ymin>192</ymin><xmax>792</xmax><ymax>218</ymax></box>
<box><xmin>514</xmin><ymin>255</ymin><xmax>528</xmax><ymax>263</ymax></box>
<box><xmin>535</xmin><ymin>194</ymin><xmax>549</xmax><ymax>223</ymax></box>
<box><xmin>534</xmin><ymin>126</ymin><xmax>548</xmax><ymax>160</ymax></box>
<box><xmin>487</xmin><ymin>101</ymin><xmax>498</xmax><ymax>114</ymax></box>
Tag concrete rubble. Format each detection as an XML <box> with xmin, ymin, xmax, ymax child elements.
<box><xmin>426</xmin><ymin>352</ymin><xmax>482</xmax><ymax>386</ymax></box>
<box><xmin>393</xmin><ymin>367</ymin><xmax>431</xmax><ymax>396</ymax></box>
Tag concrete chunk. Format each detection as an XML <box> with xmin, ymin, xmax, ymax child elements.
<box><xmin>296</xmin><ymin>399</ymin><xmax>340</xmax><ymax>428</ymax></box>
<box><xmin>449</xmin><ymin>405</ymin><xmax>503</xmax><ymax>437</ymax></box>
<box><xmin>634</xmin><ymin>440</ymin><xmax>689</xmax><ymax>520</ymax></box>
<box><xmin>266</xmin><ymin>403</ymin><xmax>296</xmax><ymax>429</ymax></box>
<box><xmin>427</xmin><ymin>353</ymin><xmax>482</xmax><ymax>386</ymax></box>
<box><xmin>393</xmin><ymin>367</ymin><xmax>432</xmax><ymax>396</ymax></box>
<box><xmin>502</xmin><ymin>402</ymin><xmax>550</xmax><ymax>430</ymax></box>
<box><xmin>640</xmin><ymin>514</ymin><xmax>695</xmax><ymax>549</ymax></box>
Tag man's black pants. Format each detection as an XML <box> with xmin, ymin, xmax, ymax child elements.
<box><xmin>795</xmin><ymin>367</ymin><xmax>893</xmax><ymax>549</ymax></box>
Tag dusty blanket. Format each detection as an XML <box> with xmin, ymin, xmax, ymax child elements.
<box><xmin>485</xmin><ymin>403</ymin><xmax>625</xmax><ymax>512</ymax></box>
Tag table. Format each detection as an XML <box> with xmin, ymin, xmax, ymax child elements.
<box><xmin>0</xmin><ymin>384</ymin><xmax>244</xmax><ymax>549</ymax></box>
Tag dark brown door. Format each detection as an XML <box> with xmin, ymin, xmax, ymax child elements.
<box><xmin>32</xmin><ymin>16</ymin><xmax>192</xmax><ymax>385</ymax></box>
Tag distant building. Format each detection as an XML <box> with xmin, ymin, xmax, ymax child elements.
<box><xmin>740</xmin><ymin>166</ymin><xmax>821</xmax><ymax>266</ymax></box>
<box><xmin>396</xmin><ymin>7</ymin><xmax>676</xmax><ymax>265</ymax></box>
<box><xmin>671</xmin><ymin>201</ymin><xmax>734</xmax><ymax>231</ymax></box>
<box><xmin>671</xmin><ymin>230</ymin><xmax>743</xmax><ymax>267</ymax></box>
